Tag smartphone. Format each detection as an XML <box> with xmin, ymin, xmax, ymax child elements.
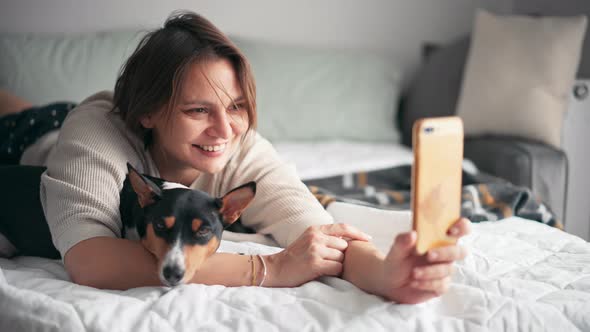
<box><xmin>411</xmin><ymin>116</ymin><xmax>464</xmax><ymax>255</ymax></box>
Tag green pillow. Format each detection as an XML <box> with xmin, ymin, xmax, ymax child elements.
<box><xmin>0</xmin><ymin>30</ymin><xmax>144</xmax><ymax>105</ymax></box>
<box><xmin>0</xmin><ymin>31</ymin><xmax>402</xmax><ymax>142</ymax></box>
<box><xmin>234</xmin><ymin>37</ymin><xmax>402</xmax><ymax>142</ymax></box>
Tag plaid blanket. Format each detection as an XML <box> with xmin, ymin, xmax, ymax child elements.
<box><xmin>304</xmin><ymin>165</ymin><xmax>562</xmax><ymax>229</ymax></box>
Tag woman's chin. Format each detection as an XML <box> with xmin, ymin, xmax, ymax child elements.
<box><xmin>189</xmin><ymin>159</ymin><xmax>226</xmax><ymax>174</ymax></box>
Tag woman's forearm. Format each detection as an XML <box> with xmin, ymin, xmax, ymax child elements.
<box><xmin>341</xmin><ymin>240</ymin><xmax>386</xmax><ymax>295</ymax></box>
<box><xmin>64</xmin><ymin>237</ymin><xmax>162</xmax><ymax>290</ymax></box>
<box><xmin>64</xmin><ymin>236</ymin><xmax>280</xmax><ymax>290</ymax></box>
<box><xmin>189</xmin><ymin>253</ymin><xmax>279</xmax><ymax>287</ymax></box>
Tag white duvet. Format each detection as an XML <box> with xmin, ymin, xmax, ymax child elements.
<box><xmin>1</xmin><ymin>215</ymin><xmax>589</xmax><ymax>332</ymax></box>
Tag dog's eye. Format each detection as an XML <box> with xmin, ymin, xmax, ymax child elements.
<box><xmin>195</xmin><ymin>228</ymin><xmax>211</xmax><ymax>237</ymax></box>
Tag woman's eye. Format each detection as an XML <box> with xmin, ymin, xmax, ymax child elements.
<box><xmin>228</xmin><ymin>103</ymin><xmax>244</xmax><ymax>111</ymax></box>
<box><xmin>188</xmin><ymin>107</ymin><xmax>207</xmax><ymax>114</ymax></box>
<box><xmin>154</xmin><ymin>220</ymin><xmax>166</xmax><ymax>230</ymax></box>
<box><xmin>195</xmin><ymin>228</ymin><xmax>211</xmax><ymax>237</ymax></box>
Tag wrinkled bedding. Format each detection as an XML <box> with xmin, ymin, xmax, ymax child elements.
<box><xmin>273</xmin><ymin>141</ymin><xmax>478</xmax><ymax>181</ymax></box>
<box><xmin>1</xmin><ymin>217</ymin><xmax>589</xmax><ymax>331</ymax></box>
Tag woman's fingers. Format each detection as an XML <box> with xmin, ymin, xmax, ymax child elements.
<box><xmin>447</xmin><ymin>217</ymin><xmax>471</xmax><ymax>238</ymax></box>
<box><xmin>413</xmin><ymin>264</ymin><xmax>454</xmax><ymax>280</ymax></box>
<box><xmin>319</xmin><ymin>260</ymin><xmax>343</xmax><ymax>277</ymax></box>
<box><xmin>318</xmin><ymin>223</ymin><xmax>372</xmax><ymax>241</ymax></box>
<box><xmin>426</xmin><ymin>245</ymin><xmax>468</xmax><ymax>263</ymax></box>
<box><xmin>323</xmin><ymin>235</ymin><xmax>349</xmax><ymax>251</ymax></box>
<box><xmin>319</xmin><ymin>247</ymin><xmax>345</xmax><ymax>262</ymax></box>
<box><xmin>389</xmin><ymin>231</ymin><xmax>418</xmax><ymax>261</ymax></box>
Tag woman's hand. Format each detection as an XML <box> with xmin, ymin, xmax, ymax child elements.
<box><xmin>265</xmin><ymin>224</ymin><xmax>372</xmax><ymax>287</ymax></box>
<box><xmin>378</xmin><ymin>217</ymin><xmax>471</xmax><ymax>304</ymax></box>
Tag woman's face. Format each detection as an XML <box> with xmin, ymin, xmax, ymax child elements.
<box><xmin>141</xmin><ymin>58</ymin><xmax>249</xmax><ymax>184</ymax></box>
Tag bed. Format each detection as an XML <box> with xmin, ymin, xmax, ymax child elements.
<box><xmin>2</xmin><ymin>213</ymin><xmax>589</xmax><ymax>331</ymax></box>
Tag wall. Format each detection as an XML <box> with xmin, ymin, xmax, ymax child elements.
<box><xmin>512</xmin><ymin>0</ymin><xmax>590</xmax><ymax>78</ymax></box>
<box><xmin>0</xmin><ymin>0</ymin><xmax>511</xmax><ymax>82</ymax></box>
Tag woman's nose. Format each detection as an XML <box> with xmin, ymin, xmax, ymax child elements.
<box><xmin>207</xmin><ymin>111</ymin><xmax>232</xmax><ymax>139</ymax></box>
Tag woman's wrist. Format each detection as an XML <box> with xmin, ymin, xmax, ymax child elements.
<box><xmin>256</xmin><ymin>255</ymin><xmax>268</xmax><ymax>287</ymax></box>
<box><xmin>341</xmin><ymin>240</ymin><xmax>386</xmax><ymax>295</ymax></box>
<box><xmin>260</xmin><ymin>253</ymin><xmax>282</xmax><ymax>287</ymax></box>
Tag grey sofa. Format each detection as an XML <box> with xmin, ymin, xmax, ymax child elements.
<box><xmin>399</xmin><ymin>36</ymin><xmax>568</xmax><ymax>222</ymax></box>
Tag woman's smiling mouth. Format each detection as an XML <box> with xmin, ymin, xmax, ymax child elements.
<box><xmin>194</xmin><ymin>143</ymin><xmax>227</xmax><ymax>153</ymax></box>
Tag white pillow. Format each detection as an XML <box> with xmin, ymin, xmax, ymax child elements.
<box><xmin>456</xmin><ymin>10</ymin><xmax>587</xmax><ymax>148</ymax></box>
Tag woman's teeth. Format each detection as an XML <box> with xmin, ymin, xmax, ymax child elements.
<box><xmin>197</xmin><ymin>143</ymin><xmax>226</xmax><ymax>152</ymax></box>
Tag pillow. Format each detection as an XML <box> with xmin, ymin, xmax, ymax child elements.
<box><xmin>233</xmin><ymin>37</ymin><xmax>403</xmax><ymax>143</ymax></box>
<box><xmin>0</xmin><ymin>30</ymin><xmax>145</xmax><ymax>105</ymax></box>
<box><xmin>0</xmin><ymin>30</ymin><xmax>402</xmax><ymax>143</ymax></box>
<box><xmin>456</xmin><ymin>10</ymin><xmax>587</xmax><ymax>148</ymax></box>
<box><xmin>399</xmin><ymin>36</ymin><xmax>471</xmax><ymax>146</ymax></box>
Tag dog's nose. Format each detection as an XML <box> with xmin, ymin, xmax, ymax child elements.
<box><xmin>163</xmin><ymin>265</ymin><xmax>185</xmax><ymax>285</ymax></box>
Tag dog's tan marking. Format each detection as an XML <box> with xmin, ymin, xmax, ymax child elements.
<box><xmin>192</xmin><ymin>219</ymin><xmax>203</xmax><ymax>232</ymax></box>
<box><xmin>141</xmin><ymin>223</ymin><xmax>170</xmax><ymax>262</ymax></box>
<box><xmin>183</xmin><ymin>237</ymin><xmax>220</xmax><ymax>282</ymax></box>
<box><xmin>164</xmin><ymin>216</ymin><xmax>175</xmax><ymax>229</ymax></box>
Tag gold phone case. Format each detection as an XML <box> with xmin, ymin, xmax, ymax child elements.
<box><xmin>411</xmin><ymin>116</ymin><xmax>464</xmax><ymax>254</ymax></box>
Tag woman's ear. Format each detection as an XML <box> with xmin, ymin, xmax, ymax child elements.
<box><xmin>141</xmin><ymin>108</ymin><xmax>166</xmax><ymax>129</ymax></box>
<box><xmin>140</xmin><ymin>114</ymin><xmax>155</xmax><ymax>129</ymax></box>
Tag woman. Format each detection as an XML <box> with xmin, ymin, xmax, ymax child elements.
<box><xmin>0</xmin><ymin>11</ymin><xmax>469</xmax><ymax>304</ymax></box>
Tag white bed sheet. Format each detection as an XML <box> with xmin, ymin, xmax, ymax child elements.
<box><xmin>273</xmin><ymin>141</ymin><xmax>478</xmax><ymax>181</ymax></box>
<box><xmin>1</xmin><ymin>213</ymin><xmax>589</xmax><ymax>332</ymax></box>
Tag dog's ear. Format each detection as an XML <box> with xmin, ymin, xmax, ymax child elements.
<box><xmin>218</xmin><ymin>182</ymin><xmax>256</xmax><ymax>225</ymax></box>
<box><xmin>127</xmin><ymin>163</ymin><xmax>162</xmax><ymax>208</ymax></box>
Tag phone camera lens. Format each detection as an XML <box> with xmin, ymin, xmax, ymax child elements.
<box><xmin>424</xmin><ymin>127</ymin><xmax>434</xmax><ymax>133</ymax></box>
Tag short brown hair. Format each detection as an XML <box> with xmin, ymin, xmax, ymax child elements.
<box><xmin>112</xmin><ymin>11</ymin><xmax>257</xmax><ymax>147</ymax></box>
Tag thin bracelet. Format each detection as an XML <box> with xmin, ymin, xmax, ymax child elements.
<box><xmin>257</xmin><ymin>254</ymin><xmax>267</xmax><ymax>287</ymax></box>
<box><xmin>250</xmin><ymin>255</ymin><xmax>256</xmax><ymax>286</ymax></box>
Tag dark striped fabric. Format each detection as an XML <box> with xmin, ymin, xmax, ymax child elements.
<box><xmin>304</xmin><ymin>166</ymin><xmax>562</xmax><ymax>229</ymax></box>
<box><xmin>0</xmin><ymin>102</ymin><xmax>74</xmax><ymax>165</ymax></box>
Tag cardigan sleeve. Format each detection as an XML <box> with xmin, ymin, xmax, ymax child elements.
<box><xmin>40</xmin><ymin>91</ymin><xmax>152</xmax><ymax>258</ymax></box>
